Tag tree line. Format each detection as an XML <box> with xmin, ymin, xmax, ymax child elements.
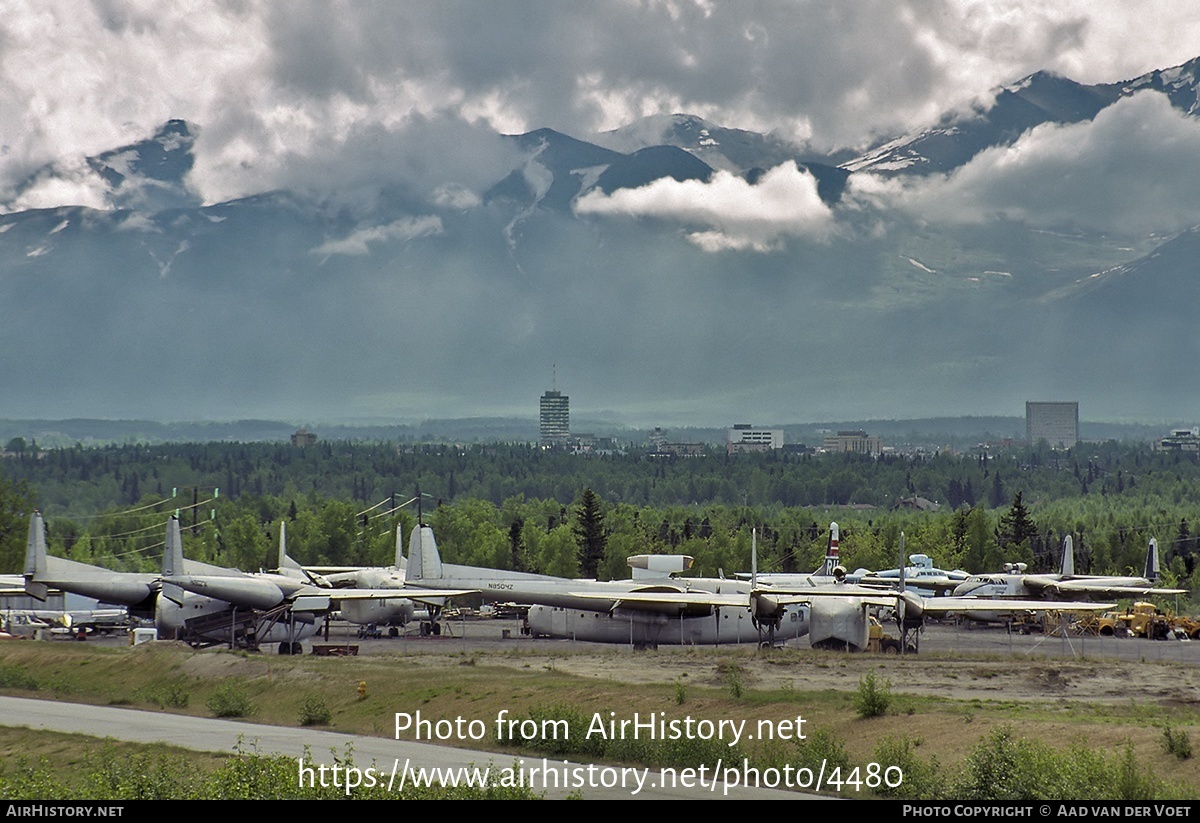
<box><xmin>0</xmin><ymin>439</ymin><xmax>1196</xmax><ymax>593</ymax></box>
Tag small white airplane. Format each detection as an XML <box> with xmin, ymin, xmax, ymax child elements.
<box><xmin>854</xmin><ymin>553</ymin><xmax>970</xmax><ymax>597</ymax></box>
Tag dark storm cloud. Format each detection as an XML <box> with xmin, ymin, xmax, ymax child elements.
<box><xmin>6</xmin><ymin>1</ymin><xmax>1200</xmax><ymax>210</ymax></box>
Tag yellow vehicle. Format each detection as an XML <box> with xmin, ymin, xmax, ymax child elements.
<box><xmin>866</xmin><ymin>616</ymin><xmax>907</xmax><ymax>653</ymax></box>
<box><xmin>1076</xmin><ymin>602</ymin><xmax>1197</xmax><ymax>640</ymax></box>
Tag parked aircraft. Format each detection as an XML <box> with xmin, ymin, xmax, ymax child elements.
<box><xmin>854</xmin><ymin>553</ymin><xmax>970</xmax><ymax>597</ymax></box>
<box><xmin>162</xmin><ymin>517</ymin><xmax>475</xmax><ymax>649</ymax></box>
<box><xmin>274</xmin><ymin>522</ymin><xmax>417</xmax><ymax>635</ymax></box>
<box><xmin>23</xmin><ymin>512</ymin><xmax>319</xmax><ymax>651</ymax></box>
<box><xmin>571</xmin><ymin>532</ymin><xmax>1116</xmax><ymax>651</ymax></box>
<box><xmin>735</xmin><ymin>521</ymin><xmax>847</xmax><ymax>587</ymax></box>
<box><xmin>2</xmin><ymin>608</ymin><xmax>128</xmax><ymax>638</ymax></box>
<box><xmin>950</xmin><ymin>535</ymin><xmax>1187</xmax><ymax>602</ymax></box>
<box><xmin>404</xmin><ymin>523</ymin><xmax>808</xmax><ymax>649</ymax></box>
<box><xmin>24</xmin><ymin>512</ymin><xmax>160</xmax><ymax>619</ymax></box>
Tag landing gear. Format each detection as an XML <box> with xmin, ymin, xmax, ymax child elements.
<box><xmin>278</xmin><ymin>641</ymin><xmax>291</xmax><ymax>655</ymax></box>
<box><xmin>753</xmin><ymin>616</ymin><xmax>781</xmax><ymax>649</ymax></box>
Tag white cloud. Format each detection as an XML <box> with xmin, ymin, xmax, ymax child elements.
<box><xmin>849</xmin><ymin>91</ymin><xmax>1200</xmax><ymax>236</ymax></box>
<box><xmin>6</xmin><ymin>159</ymin><xmax>111</xmax><ymax>212</ymax></box>
<box><xmin>3</xmin><ymin>2</ymin><xmax>1200</xmax><ymax>214</ymax></box>
<box><xmin>575</xmin><ymin>161</ymin><xmax>833</xmax><ymax>251</ymax></box>
<box><xmin>310</xmin><ymin>216</ymin><xmax>443</xmax><ymax>257</ymax></box>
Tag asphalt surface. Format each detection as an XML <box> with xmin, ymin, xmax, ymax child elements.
<box><xmin>294</xmin><ymin>617</ymin><xmax>1200</xmax><ymax>665</ymax></box>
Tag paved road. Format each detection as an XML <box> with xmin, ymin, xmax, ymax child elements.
<box><xmin>299</xmin><ymin>617</ymin><xmax>1200</xmax><ymax>665</ymax></box>
<box><xmin>0</xmin><ymin>695</ymin><xmax>823</xmax><ymax>800</ymax></box>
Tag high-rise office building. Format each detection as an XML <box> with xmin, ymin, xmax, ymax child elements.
<box><xmin>1026</xmin><ymin>401</ymin><xmax>1078</xmax><ymax>449</ymax></box>
<box><xmin>539</xmin><ymin>389</ymin><xmax>570</xmax><ymax>447</ymax></box>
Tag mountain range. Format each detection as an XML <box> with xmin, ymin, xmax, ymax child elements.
<box><xmin>2</xmin><ymin>56</ymin><xmax>1198</xmax><ymax>426</ymax></box>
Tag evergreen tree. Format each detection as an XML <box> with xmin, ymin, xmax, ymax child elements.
<box><xmin>989</xmin><ymin>471</ymin><xmax>1005</xmax><ymax>508</ymax></box>
<box><xmin>0</xmin><ymin>476</ymin><xmax>35</xmax><ymax>573</ymax></box>
<box><xmin>996</xmin><ymin>491</ymin><xmax>1038</xmax><ymax>553</ymax></box>
<box><xmin>508</xmin><ymin>518</ymin><xmax>525</xmax><ymax>572</ymax></box>
<box><xmin>575</xmin><ymin>488</ymin><xmax>607</xmax><ymax>578</ymax></box>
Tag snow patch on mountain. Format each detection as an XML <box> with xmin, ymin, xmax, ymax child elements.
<box><xmin>310</xmin><ymin>216</ymin><xmax>443</xmax><ymax>258</ymax></box>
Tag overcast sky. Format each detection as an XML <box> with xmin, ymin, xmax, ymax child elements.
<box><xmin>3</xmin><ymin>2</ymin><xmax>1200</xmax><ymax>426</ymax></box>
<box><xmin>3</xmin><ymin>1</ymin><xmax>1200</xmax><ymax>210</ymax></box>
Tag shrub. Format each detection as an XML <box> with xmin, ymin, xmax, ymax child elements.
<box><xmin>723</xmin><ymin>662</ymin><xmax>744</xmax><ymax>698</ymax></box>
<box><xmin>206</xmin><ymin>680</ymin><xmax>255</xmax><ymax>718</ymax></box>
<box><xmin>1162</xmin><ymin>726</ymin><xmax>1193</xmax><ymax>760</ymax></box>
<box><xmin>854</xmin><ymin>670</ymin><xmax>891</xmax><ymax>719</ymax></box>
<box><xmin>135</xmin><ymin>682</ymin><xmax>190</xmax><ymax>709</ymax></box>
<box><xmin>299</xmin><ymin>695</ymin><xmax>332</xmax><ymax>727</ymax></box>
<box><xmin>873</xmin><ymin>736</ymin><xmax>946</xmax><ymax>799</ymax></box>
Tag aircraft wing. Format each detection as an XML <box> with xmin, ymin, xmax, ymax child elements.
<box><xmin>917</xmin><ymin>597</ymin><xmax>1115</xmax><ymax>616</ymax></box>
<box><xmin>1047</xmin><ymin>581</ymin><xmax>1188</xmax><ymax>598</ymax></box>
<box><xmin>567</xmin><ymin>589</ymin><xmax>761</xmax><ymax>617</ymax></box>
<box><xmin>857</xmin><ymin>573</ymin><xmax>961</xmax><ymax>594</ymax></box>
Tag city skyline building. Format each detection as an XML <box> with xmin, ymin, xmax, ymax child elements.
<box><xmin>1026</xmin><ymin>401</ymin><xmax>1079</xmax><ymax>449</ymax></box>
<box><xmin>727</xmin><ymin>423</ymin><xmax>783</xmax><ymax>455</ymax></box>
<box><xmin>539</xmin><ymin>389</ymin><xmax>570</xmax><ymax>447</ymax></box>
<box><xmin>822</xmin><ymin>429</ymin><xmax>883</xmax><ymax>457</ymax></box>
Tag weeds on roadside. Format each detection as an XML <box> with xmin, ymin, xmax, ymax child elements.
<box><xmin>722</xmin><ymin>662</ymin><xmax>744</xmax><ymax>698</ymax></box>
<box><xmin>854</xmin><ymin>670</ymin><xmax>891</xmax><ymax>719</ymax></box>
<box><xmin>206</xmin><ymin>679</ymin><xmax>255</xmax><ymax>718</ymax></box>
<box><xmin>1161</xmin><ymin>726</ymin><xmax>1193</xmax><ymax>760</ymax></box>
<box><xmin>298</xmin><ymin>694</ymin><xmax>333</xmax><ymax>727</ymax></box>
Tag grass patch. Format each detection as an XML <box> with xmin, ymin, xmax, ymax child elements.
<box><xmin>0</xmin><ymin>642</ymin><xmax>1197</xmax><ymax>798</ymax></box>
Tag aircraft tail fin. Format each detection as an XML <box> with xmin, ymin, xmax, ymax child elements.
<box><xmin>814</xmin><ymin>521</ymin><xmax>840</xmax><ymax>577</ymax></box>
<box><xmin>276</xmin><ymin>521</ymin><xmax>306</xmax><ymax>575</ymax></box>
<box><xmin>24</xmin><ymin>512</ymin><xmax>45</xmax><ymax>577</ymax></box>
<box><xmin>161</xmin><ymin>517</ymin><xmax>186</xmax><ymax>605</ymax></box>
<box><xmin>407</xmin><ymin>524</ymin><xmax>442</xmax><ymax>581</ymax></box>
<box><xmin>1145</xmin><ymin>538</ymin><xmax>1161</xmax><ymax>582</ymax></box>
<box><xmin>23</xmin><ymin>512</ymin><xmax>49</xmax><ymax>601</ymax></box>
<box><xmin>1060</xmin><ymin>534</ymin><xmax>1075</xmax><ymax>577</ymax></box>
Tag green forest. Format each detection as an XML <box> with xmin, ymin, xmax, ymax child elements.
<box><xmin>0</xmin><ymin>439</ymin><xmax>1196</xmax><ymax>599</ymax></box>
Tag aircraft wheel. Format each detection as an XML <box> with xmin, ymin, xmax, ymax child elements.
<box><xmin>291</xmin><ymin>642</ymin><xmax>303</xmax><ymax>655</ymax></box>
<box><xmin>432</xmin><ymin>622</ymin><xmax>441</xmax><ymax>636</ymax></box>
<box><xmin>388</xmin><ymin>626</ymin><xmax>399</xmax><ymax>637</ymax></box>
<box><xmin>278</xmin><ymin>642</ymin><xmax>291</xmax><ymax>655</ymax></box>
